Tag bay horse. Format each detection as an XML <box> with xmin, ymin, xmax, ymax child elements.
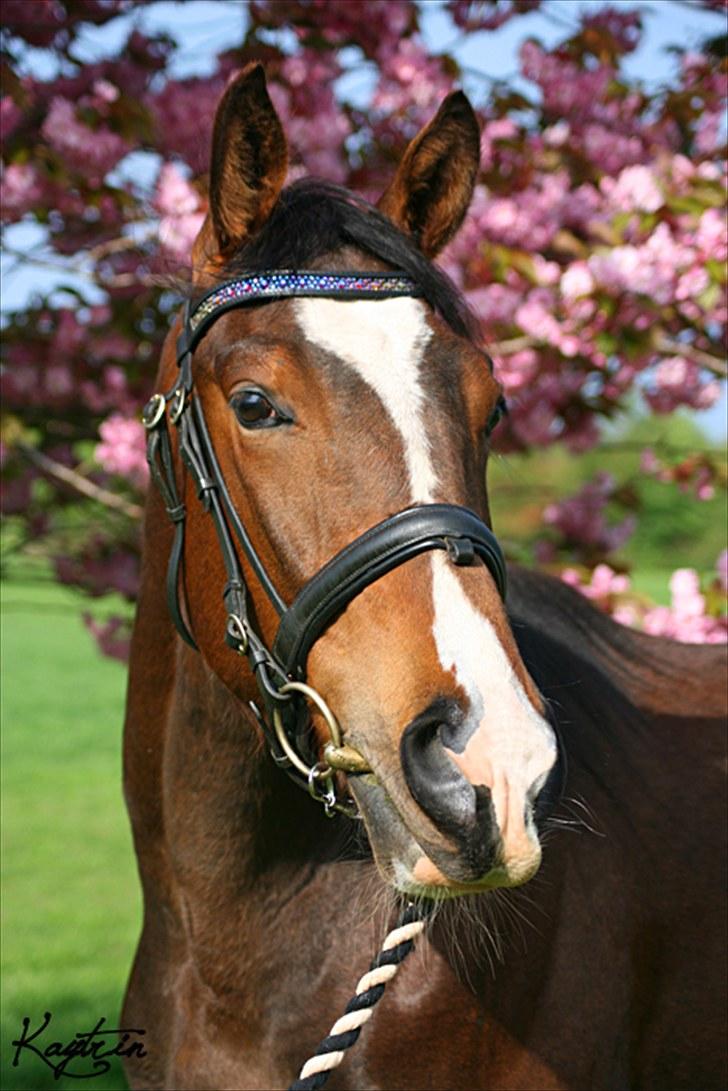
<box><xmin>122</xmin><ymin>65</ymin><xmax>727</xmax><ymax>1090</ymax></box>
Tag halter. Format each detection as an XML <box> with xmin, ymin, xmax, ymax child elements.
<box><xmin>143</xmin><ymin>270</ymin><xmax>507</xmax><ymax>817</ymax></box>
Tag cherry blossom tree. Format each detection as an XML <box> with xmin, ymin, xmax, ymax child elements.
<box><xmin>2</xmin><ymin>0</ymin><xmax>726</xmax><ymax>655</ymax></box>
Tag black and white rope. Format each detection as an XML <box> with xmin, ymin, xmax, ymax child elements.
<box><xmin>289</xmin><ymin>902</ymin><xmax>428</xmax><ymax>1091</ymax></box>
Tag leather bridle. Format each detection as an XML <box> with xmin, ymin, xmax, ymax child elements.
<box><xmin>143</xmin><ymin>270</ymin><xmax>508</xmax><ymax>817</ymax></box>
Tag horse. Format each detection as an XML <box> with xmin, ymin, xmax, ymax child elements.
<box><xmin>122</xmin><ymin>64</ymin><xmax>727</xmax><ymax>1091</ymax></box>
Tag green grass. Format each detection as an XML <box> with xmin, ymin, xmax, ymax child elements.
<box><xmin>1</xmin><ymin>580</ymin><xmax>138</xmax><ymax>1091</ymax></box>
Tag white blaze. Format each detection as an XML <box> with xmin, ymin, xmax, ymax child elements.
<box><xmin>295</xmin><ymin>296</ymin><xmax>556</xmax><ymax>868</ymax></box>
<box><xmin>295</xmin><ymin>297</ymin><xmax>436</xmax><ymax>501</ymax></box>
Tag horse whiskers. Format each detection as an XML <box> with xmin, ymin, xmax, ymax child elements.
<box><xmin>559</xmin><ymin>794</ymin><xmax>606</xmax><ymax>838</ymax></box>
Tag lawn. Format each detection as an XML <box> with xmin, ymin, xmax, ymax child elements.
<box><xmin>1</xmin><ymin>579</ymin><xmax>138</xmax><ymax>1091</ymax></box>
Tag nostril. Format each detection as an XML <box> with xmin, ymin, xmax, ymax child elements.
<box><xmin>401</xmin><ymin>710</ymin><xmax>475</xmax><ymax>835</ymax></box>
<box><xmin>400</xmin><ymin>699</ymin><xmax>498</xmax><ymax>874</ymax></box>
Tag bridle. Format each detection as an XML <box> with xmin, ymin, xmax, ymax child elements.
<box><xmin>143</xmin><ymin>270</ymin><xmax>508</xmax><ymax>818</ymax></box>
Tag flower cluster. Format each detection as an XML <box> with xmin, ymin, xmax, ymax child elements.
<box><xmin>95</xmin><ymin>415</ymin><xmax>149</xmax><ymax>488</ymax></box>
<box><xmin>564</xmin><ymin>558</ymin><xmax>727</xmax><ymax>644</ymax></box>
<box><xmin>640</xmin><ymin>448</ymin><xmax>725</xmax><ymax>501</ymax></box>
<box><xmin>543</xmin><ymin>473</ymin><xmax>636</xmax><ymax>561</ymax></box>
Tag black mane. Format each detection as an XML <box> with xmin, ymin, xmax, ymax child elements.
<box><xmin>223</xmin><ymin>179</ymin><xmax>478</xmax><ymax>341</ymax></box>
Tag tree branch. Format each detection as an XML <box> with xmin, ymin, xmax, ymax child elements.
<box><xmin>654</xmin><ymin>334</ymin><xmax>728</xmax><ymax>379</ymax></box>
<box><xmin>488</xmin><ymin>335</ymin><xmax>538</xmax><ymax>355</ymax></box>
<box><xmin>16</xmin><ymin>443</ymin><xmax>143</xmax><ymax>520</ymax></box>
<box><xmin>489</xmin><ymin>333</ymin><xmax>728</xmax><ymax>380</ymax></box>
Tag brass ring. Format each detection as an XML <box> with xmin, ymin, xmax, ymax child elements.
<box><xmin>271</xmin><ymin>680</ymin><xmax>342</xmax><ymax>777</ymax></box>
<box><xmin>142</xmin><ymin>393</ymin><xmax>166</xmax><ymax>430</ymax></box>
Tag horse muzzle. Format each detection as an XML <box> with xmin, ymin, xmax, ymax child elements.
<box><xmin>349</xmin><ymin>700</ymin><xmax>561</xmax><ymax>896</ymax></box>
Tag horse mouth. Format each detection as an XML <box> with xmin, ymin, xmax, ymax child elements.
<box><xmin>349</xmin><ymin>771</ymin><xmax>543</xmax><ymax>899</ymax></box>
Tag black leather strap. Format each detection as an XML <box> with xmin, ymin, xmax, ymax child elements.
<box><xmin>191</xmin><ymin>398</ymin><xmax>287</xmax><ymax>615</ymax></box>
<box><xmin>146</xmin><ymin>418</ymin><xmax>198</xmax><ymax>649</ymax></box>
<box><xmin>273</xmin><ymin>504</ymin><xmax>507</xmax><ymax>679</ymax></box>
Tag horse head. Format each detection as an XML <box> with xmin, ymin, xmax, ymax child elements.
<box><xmin>148</xmin><ymin>64</ymin><xmax>560</xmax><ymax>900</ymax></box>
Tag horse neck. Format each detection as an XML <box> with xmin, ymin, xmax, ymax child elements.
<box><xmin>125</xmin><ymin>489</ymin><xmax>351</xmax><ymax>920</ymax></box>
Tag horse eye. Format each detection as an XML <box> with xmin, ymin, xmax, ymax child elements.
<box><xmin>231</xmin><ymin>390</ymin><xmax>286</xmax><ymax>429</ymax></box>
<box><xmin>485</xmin><ymin>396</ymin><xmax>507</xmax><ymax>438</ymax></box>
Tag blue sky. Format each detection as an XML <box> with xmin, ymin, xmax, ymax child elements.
<box><xmin>3</xmin><ymin>0</ymin><xmax>726</xmax><ymax>436</ymax></box>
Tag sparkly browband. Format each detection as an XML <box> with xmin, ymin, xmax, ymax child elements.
<box><xmin>180</xmin><ymin>270</ymin><xmax>421</xmax><ymax>360</ymax></box>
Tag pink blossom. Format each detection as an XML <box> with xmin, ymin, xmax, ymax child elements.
<box><xmin>642</xmin><ymin>567</ymin><xmax>727</xmax><ymax>643</ymax></box>
<box><xmin>374</xmin><ymin>39</ymin><xmax>452</xmax><ymax>121</ymax></box>
<box><xmin>52</xmin><ymin>309</ymin><xmax>85</xmax><ymax>356</ymax></box>
<box><xmin>520</xmin><ymin>41</ymin><xmax>612</xmax><ymax>121</ymax></box>
<box><xmin>155</xmin><ymin>170</ymin><xmax>206</xmax><ymax>266</ymax></box>
<box><xmin>581</xmin><ymin>124</ymin><xmax>645</xmax><ymax>174</ymax></box>
<box><xmin>602</xmin><ymin>164</ymin><xmax>663</xmax><ymax>213</ymax></box>
<box><xmin>563</xmin><ymin>415</ymin><xmax>601</xmax><ymax>453</ymax></box>
<box><xmin>694</xmin><ymin>208</ymin><xmax>728</xmax><ymax>263</ymax></box>
<box><xmin>148</xmin><ymin>78</ymin><xmax>224</xmax><ymax>174</ymax></box>
<box><xmin>695</xmin><ymin>109</ymin><xmax>723</xmax><ymax>156</ymax></box>
<box><xmin>92</xmin><ymin>79</ymin><xmax>119</xmax><ymax>104</ymax></box>
<box><xmin>159</xmin><ymin>212</ymin><xmax>205</xmax><ymax>265</ymax></box>
<box><xmin>717</xmin><ymin>551</ymin><xmax>728</xmax><ymax>592</ymax></box>
<box><xmin>561</xmin><ymin>563</ymin><xmax>630</xmax><ymax>602</ymax></box>
<box><xmin>675</xmin><ymin>265</ymin><xmax>709</xmax><ymax>302</ymax></box>
<box><xmin>271</xmin><ymin>78</ymin><xmax>351</xmax><ymax>182</ymax></box>
<box><xmin>95</xmin><ymin>414</ymin><xmax>148</xmax><ymax>487</ymax></box>
<box><xmin>589</xmin><ymin>224</ymin><xmax>692</xmax><ymax>305</ymax></box>
<box><xmin>154</xmin><ymin>162</ymin><xmax>199</xmax><ymax>217</ymax></box>
<box><xmin>41</xmin><ymin>97</ymin><xmax>130</xmax><ymax>184</ymax></box>
<box><xmin>516</xmin><ymin>294</ymin><xmax>562</xmax><ymax>344</ymax></box>
<box><xmin>45</xmin><ymin>365</ymin><xmax>74</xmax><ymax>399</ymax></box>
<box><xmin>545</xmin><ymin>473</ymin><xmax>636</xmax><ymax>552</ymax></box>
<box><xmin>480</xmin><ymin>117</ymin><xmax>519</xmax><ymax>169</ymax></box>
<box><xmin>493</xmin><ymin>348</ymin><xmax>539</xmax><ymax>393</ymax></box>
<box><xmin>0</xmin><ymin>162</ymin><xmax>45</xmax><ymax>221</ymax></box>
<box><xmin>645</xmin><ymin>356</ymin><xmax>721</xmax><ymax>413</ymax></box>
<box><xmin>560</xmin><ymin>262</ymin><xmax>594</xmax><ymax>301</ymax></box>
<box><xmin>251</xmin><ymin>1</ymin><xmax>413</xmax><ymax>61</ymax></box>
<box><xmin>82</xmin><ymin>613</ymin><xmax>131</xmax><ymax>662</ymax></box>
<box><xmin>532</xmin><ymin>255</ymin><xmax>561</xmax><ymax>286</ymax></box>
<box><xmin>1</xmin><ymin>96</ymin><xmax>23</xmax><ymax>143</ymax></box>
<box><xmin>467</xmin><ymin>283</ymin><xmax>521</xmax><ymax>326</ymax></box>
<box><xmin>640</xmin><ymin>447</ymin><xmax>660</xmax><ymax>474</ymax></box>
<box><xmin>543</xmin><ymin>121</ymin><xmax>570</xmax><ymax>147</ymax></box>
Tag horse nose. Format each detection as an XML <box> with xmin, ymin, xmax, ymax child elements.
<box><xmin>400</xmin><ymin>699</ymin><xmax>498</xmax><ymax>876</ymax></box>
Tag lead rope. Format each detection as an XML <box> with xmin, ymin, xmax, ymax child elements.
<box><xmin>289</xmin><ymin>901</ymin><xmax>429</xmax><ymax>1091</ymax></box>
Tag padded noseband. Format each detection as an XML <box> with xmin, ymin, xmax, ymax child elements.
<box><xmin>274</xmin><ymin>504</ymin><xmax>506</xmax><ymax>679</ymax></box>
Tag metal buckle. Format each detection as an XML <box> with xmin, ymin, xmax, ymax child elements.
<box><xmin>142</xmin><ymin>393</ymin><xmax>166</xmax><ymax>430</ymax></box>
<box><xmin>308</xmin><ymin>763</ymin><xmax>337</xmax><ymax>818</ymax></box>
<box><xmin>169</xmin><ymin>388</ymin><xmax>186</xmax><ymax>424</ymax></box>
<box><xmin>226</xmin><ymin>613</ymin><xmax>249</xmax><ymax>655</ymax></box>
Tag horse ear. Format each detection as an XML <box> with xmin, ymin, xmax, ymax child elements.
<box><xmin>192</xmin><ymin>64</ymin><xmax>287</xmax><ymax>274</ymax></box>
<box><xmin>377</xmin><ymin>91</ymin><xmax>480</xmax><ymax>257</ymax></box>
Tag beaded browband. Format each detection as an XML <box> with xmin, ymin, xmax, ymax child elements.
<box><xmin>181</xmin><ymin>271</ymin><xmax>421</xmax><ymax>358</ymax></box>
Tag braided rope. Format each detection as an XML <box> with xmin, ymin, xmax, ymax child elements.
<box><xmin>289</xmin><ymin>902</ymin><xmax>427</xmax><ymax>1091</ymax></box>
